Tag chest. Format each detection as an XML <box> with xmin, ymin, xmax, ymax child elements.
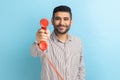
<box><xmin>47</xmin><ymin>41</ymin><xmax>81</xmax><ymax>67</ymax></box>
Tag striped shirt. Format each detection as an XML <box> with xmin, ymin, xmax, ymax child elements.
<box><xmin>31</xmin><ymin>32</ymin><xmax>85</xmax><ymax>80</ymax></box>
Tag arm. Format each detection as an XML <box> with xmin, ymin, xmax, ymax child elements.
<box><xmin>30</xmin><ymin>28</ymin><xmax>50</xmax><ymax>57</ymax></box>
<box><xmin>30</xmin><ymin>41</ymin><xmax>44</xmax><ymax>57</ymax></box>
<box><xmin>77</xmin><ymin>39</ymin><xmax>85</xmax><ymax>80</ymax></box>
<box><xmin>77</xmin><ymin>53</ymin><xmax>85</xmax><ymax>80</ymax></box>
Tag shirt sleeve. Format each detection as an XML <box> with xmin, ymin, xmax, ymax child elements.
<box><xmin>30</xmin><ymin>41</ymin><xmax>45</xmax><ymax>57</ymax></box>
<box><xmin>77</xmin><ymin>38</ymin><xmax>85</xmax><ymax>80</ymax></box>
<box><xmin>77</xmin><ymin>52</ymin><xmax>85</xmax><ymax>80</ymax></box>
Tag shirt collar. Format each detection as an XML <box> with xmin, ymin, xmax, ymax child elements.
<box><xmin>51</xmin><ymin>32</ymin><xmax>72</xmax><ymax>43</ymax></box>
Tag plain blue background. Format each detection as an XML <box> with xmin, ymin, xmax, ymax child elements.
<box><xmin>0</xmin><ymin>0</ymin><xmax>120</xmax><ymax>80</ymax></box>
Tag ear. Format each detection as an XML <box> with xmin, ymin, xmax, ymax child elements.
<box><xmin>71</xmin><ymin>19</ymin><xmax>73</xmax><ymax>25</ymax></box>
<box><xmin>51</xmin><ymin>18</ymin><xmax>54</xmax><ymax>25</ymax></box>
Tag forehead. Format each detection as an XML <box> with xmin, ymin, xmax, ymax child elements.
<box><xmin>54</xmin><ymin>12</ymin><xmax>71</xmax><ymax>18</ymax></box>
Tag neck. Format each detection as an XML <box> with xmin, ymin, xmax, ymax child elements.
<box><xmin>55</xmin><ymin>32</ymin><xmax>68</xmax><ymax>43</ymax></box>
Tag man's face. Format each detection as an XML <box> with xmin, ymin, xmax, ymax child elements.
<box><xmin>52</xmin><ymin>12</ymin><xmax>72</xmax><ymax>34</ymax></box>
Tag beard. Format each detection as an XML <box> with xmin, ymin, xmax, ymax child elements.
<box><xmin>54</xmin><ymin>24</ymin><xmax>70</xmax><ymax>34</ymax></box>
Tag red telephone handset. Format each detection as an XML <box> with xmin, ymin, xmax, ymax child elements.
<box><xmin>38</xmin><ymin>18</ymin><xmax>49</xmax><ymax>51</ymax></box>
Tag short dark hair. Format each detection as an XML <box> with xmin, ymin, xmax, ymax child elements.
<box><xmin>52</xmin><ymin>5</ymin><xmax>72</xmax><ymax>19</ymax></box>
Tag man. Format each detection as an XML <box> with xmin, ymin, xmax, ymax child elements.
<box><xmin>31</xmin><ymin>5</ymin><xmax>85</xmax><ymax>80</ymax></box>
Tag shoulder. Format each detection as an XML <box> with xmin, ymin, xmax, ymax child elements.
<box><xmin>69</xmin><ymin>34</ymin><xmax>83</xmax><ymax>48</ymax></box>
<box><xmin>69</xmin><ymin>34</ymin><xmax>83</xmax><ymax>53</ymax></box>
<box><xmin>70</xmin><ymin>35</ymin><xmax>82</xmax><ymax>44</ymax></box>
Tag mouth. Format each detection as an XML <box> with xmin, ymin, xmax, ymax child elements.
<box><xmin>59</xmin><ymin>26</ymin><xmax>65</xmax><ymax>28</ymax></box>
<box><xmin>55</xmin><ymin>25</ymin><xmax>70</xmax><ymax>34</ymax></box>
<box><xmin>58</xmin><ymin>25</ymin><xmax>66</xmax><ymax>30</ymax></box>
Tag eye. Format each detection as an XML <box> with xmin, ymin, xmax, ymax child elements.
<box><xmin>64</xmin><ymin>17</ymin><xmax>69</xmax><ymax>21</ymax></box>
<box><xmin>54</xmin><ymin>17</ymin><xmax>60</xmax><ymax>20</ymax></box>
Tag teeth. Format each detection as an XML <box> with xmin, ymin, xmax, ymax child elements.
<box><xmin>59</xmin><ymin>26</ymin><xmax>65</xmax><ymax>27</ymax></box>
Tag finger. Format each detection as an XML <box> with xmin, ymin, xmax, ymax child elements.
<box><xmin>36</xmin><ymin>33</ymin><xmax>47</xmax><ymax>39</ymax></box>
<box><xmin>42</xmin><ymin>36</ymin><xmax>48</xmax><ymax>39</ymax></box>
<box><xmin>38</xmin><ymin>33</ymin><xmax>47</xmax><ymax>37</ymax></box>
<box><xmin>40</xmin><ymin>39</ymin><xmax>48</xmax><ymax>42</ymax></box>
<box><xmin>39</xmin><ymin>36</ymin><xmax>48</xmax><ymax>42</ymax></box>
<box><xmin>45</xmin><ymin>29</ymin><xmax>50</xmax><ymax>34</ymax></box>
<box><xmin>37</xmin><ymin>29</ymin><xmax>45</xmax><ymax>33</ymax></box>
<box><xmin>36</xmin><ymin>36</ymin><xmax>47</xmax><ymax>42</ymax></box>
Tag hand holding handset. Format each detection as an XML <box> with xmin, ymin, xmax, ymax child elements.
<box><xmin>38</xmin><ymin>18</ymin><xmax>64</xmax><ymax>80</ymax></box>
<box><xmin>38</xmin><ymin>18</ymin><xmax>49</xmax><ymax>51</ymax></box>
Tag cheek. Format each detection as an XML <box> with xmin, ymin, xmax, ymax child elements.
<box><xmin>67</xmin><ymin>22</ymin><xmax>71</xmax><ymax>26</ymax></box>
<box><xmin>54</xmin><ymin>21</ymin><xmax>60</xmax><ymax>25</ymax></box>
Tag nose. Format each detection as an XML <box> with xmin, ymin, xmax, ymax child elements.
<box><xmin>60</xmin><ymin>19</ymin><xmax>64</xmax><ymax>25</ymax></box>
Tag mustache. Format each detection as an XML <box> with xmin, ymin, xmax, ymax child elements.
<box><xmin>57</xmin><ymin>24</ymin><xmax>66</xmax><ymax>27</ymax></box>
